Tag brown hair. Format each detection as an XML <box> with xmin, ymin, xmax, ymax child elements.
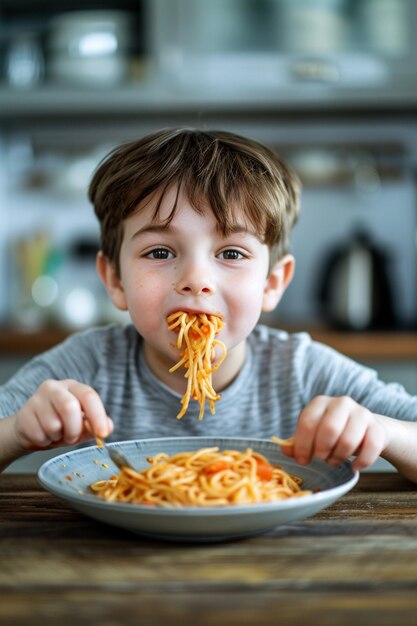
<box><xmin>88</xmin><ymin>128</ymin><xmax>301</xmax><ymax>275</ymax></box>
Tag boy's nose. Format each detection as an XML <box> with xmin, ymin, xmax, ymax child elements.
<box><xmin>174</xmin><ymin>267</ymin><xmax>215</xmax><ymax>297</ymax></box>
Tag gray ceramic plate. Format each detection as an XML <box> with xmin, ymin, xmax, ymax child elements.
<box><xmin>38</xmin><ymin>436</ymin><xmax>359</xmax><ymax>541</ymax></box>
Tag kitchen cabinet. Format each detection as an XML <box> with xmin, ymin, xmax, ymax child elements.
<box><xmin>1</xmin><ymin>0</ymin><xmax>417</xmax><ymax>118</ymax></box>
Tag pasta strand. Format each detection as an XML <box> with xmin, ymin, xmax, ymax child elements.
<box><xmin>90</xmin><ymin>446</ymin><xmax>312</xmax><ymax>507</ymax></box>
<box><xmin>167</xmin><ymin>311</ymin><xmax>227</xmax><ymax>420</ymax></box>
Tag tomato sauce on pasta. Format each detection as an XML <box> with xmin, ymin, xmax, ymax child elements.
<box><xmin>90</xmin><ymin>446</ymin><xmax>311</xmax><ymax>507</ymax></box>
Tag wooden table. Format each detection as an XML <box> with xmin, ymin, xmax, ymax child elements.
<box><xmin>2</xmin><ymin>472</ymin><xmax>417</xmax><ymax>626</ymax></box>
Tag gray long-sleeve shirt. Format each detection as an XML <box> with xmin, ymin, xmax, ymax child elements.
<box><xmin>1</xmin><ymin>323</ymin><xmax>416</xmax><ymax>441</ymax></box>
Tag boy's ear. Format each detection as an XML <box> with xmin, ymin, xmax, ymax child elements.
<box><xmin>262</xmin><ymin>254</ymin><xmax>295</xmax><ymax>312</ymax></box>
<box><xmin>96</xmin><ymin>251</ymin><xmax>128</xmax><ymax>311</ymax></box>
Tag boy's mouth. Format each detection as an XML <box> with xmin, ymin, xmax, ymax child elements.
<box><xmin>166</xmin><ymin>307</ymin><xmax>223</xmax><ymax>319</ymax></box>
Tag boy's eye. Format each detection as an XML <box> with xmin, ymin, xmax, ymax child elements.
<box><xmin>145</xmin><ymin>248</ymin><xmax>174</xmax><ymax>260</ymax></box>
<box><xmin>218</xmin><ymin>249</ymin><xmax>245</xmax><ymax>260</ymax></box>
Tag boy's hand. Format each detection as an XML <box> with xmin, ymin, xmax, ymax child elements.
<box><xmin>281</xmin><ymin>395</ymin><xmax>388</xmax><ymax>472</ymax></box>
<box><xmin>13</xmin><ymin>379</ymin><xmax>113</xmax><ymax>452</ymax></box>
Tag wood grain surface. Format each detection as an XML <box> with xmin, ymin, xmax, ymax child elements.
<box><xmin>1</xmin><ymin>472</ymin><xmax>417</xmax><ymax>625</ymax></box>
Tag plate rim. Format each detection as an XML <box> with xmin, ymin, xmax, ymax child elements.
<box><xmin>38</xmin><ymin>435</ymin><xmax>359</xmax><ymax>517</ymax></box>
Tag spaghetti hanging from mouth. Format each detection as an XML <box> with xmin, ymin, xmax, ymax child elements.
<box><xmin>167</xmin><ymin>311</ymin><xmax>227</xmax><ymax>420</ymax></box>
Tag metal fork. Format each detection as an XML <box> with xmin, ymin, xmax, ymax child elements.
<box><xmin>96</xmin><ymin>438</ymin><xmax>135</xmax><ymax>471</ymax></box>
<box><xmin>83</xmin><ymin>415</ymin><xmax>135</xmax><ymax>471</ymax></box>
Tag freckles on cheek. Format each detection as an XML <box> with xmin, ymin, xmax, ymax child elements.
<box><xmin>127</xmin><ymin>278</ymin><xmax>144</xmax><ymax>293</ymax></box>
<box><xmin>138</xmin><ymin>272</ymin><xmax>166</xmax><ymax>302</ymax></box>
<box><xmin>132</xmin><ymin>270</ymin><xmax>156</xmax><ymax>291</ymax></box>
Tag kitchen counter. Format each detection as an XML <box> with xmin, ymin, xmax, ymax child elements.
<box><xmin>1</xmin><ymin>325</ymin><xmax>417</xmax><ymax>361</ymax></box>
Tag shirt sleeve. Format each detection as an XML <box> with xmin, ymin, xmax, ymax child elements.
<box><xmin>296</xmin><ymin>336</ymin><xmax>417</xmax><ymax>422</ymax></box>
<box><xmin>0</xmin><ymin>330</ymin><xmax>102</xmax><ymax>418</ymax></box>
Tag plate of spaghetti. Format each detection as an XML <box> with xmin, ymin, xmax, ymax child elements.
<box><xmin>38</xmin><ymin>437</ymin><xmax>358</xmax><ymax>541</ymax></box>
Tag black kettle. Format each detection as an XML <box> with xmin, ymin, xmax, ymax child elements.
<box><xmin>317</xmin><ymin>228</ymin><xmax>397</xmax><ymax>330</ymax></box>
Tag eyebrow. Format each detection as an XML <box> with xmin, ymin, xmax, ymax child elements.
<box><xmin>131</xmin><ymin>222</ymin><xmax>260</xmax><ymax>241</ymax></box>
<box><xmin>131</xmin><ymin>224</ymin><xmax>171</xmax><ymax>240</ymax></box>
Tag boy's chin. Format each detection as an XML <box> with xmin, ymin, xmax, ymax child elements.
<box><xmin>142</xmin><ymin>340</ymin><xmax>176</xmax><ymax>363</ymax></box>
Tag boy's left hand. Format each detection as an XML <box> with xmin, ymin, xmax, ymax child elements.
<box><xmin>281</xmin><ymin>395</ymin><xmax>388</xmax><ymax>471</ymax></box>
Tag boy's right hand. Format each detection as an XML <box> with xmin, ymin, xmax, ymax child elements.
<box><xmin>13</xmin><ymin>379</ymin><xmax>113</xmax><ymax>452</ymax></box>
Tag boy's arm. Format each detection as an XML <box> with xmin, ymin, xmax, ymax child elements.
<box><xmin>0</xmin><ymin>379</ymin><xmax>113</xmax><ymax>473</ymax></box>
<box><xmin>379</xmin><ymin>415</ymin><xmax>417</xmax><ymax>483</ymax></box>
<box><xmin>0</xmin><ymin>416</ymin><xmax>29</xmax><ymax>472</ymax></box>
<box><xmin>281</xmin><ymin>395</ymin><xmax>417</xmax><ymax>484</ymax></box>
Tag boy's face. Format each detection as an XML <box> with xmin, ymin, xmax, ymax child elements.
<box><xmin>98</xmin><ymin>186</ymin><xmax>293</xmax><ymax>390</ymax></box>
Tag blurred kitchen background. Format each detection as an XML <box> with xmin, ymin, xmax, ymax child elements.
<box><xmin>1</xmin><ymin>0</ymin><xmax>417</xmax><ymax>402</ymax></box>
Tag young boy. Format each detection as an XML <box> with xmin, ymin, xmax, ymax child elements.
<box><xmin>1</xmin><ymin>128</ymin><xmax>417</xmax><ymax>479</ymax></box>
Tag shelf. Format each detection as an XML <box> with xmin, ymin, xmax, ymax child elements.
<box><xmin>292</xmin><ymin>328</ymin><xmax>417</xmax><ymax>361</ymax></box>
<box><xmin>2</xmin><ymin>82</ymin><xmax>417</xmax><ymax>120</ymax></box>
<box><xmin>0</xmin><ymin>327</ymin><xmax>72</xmax><ymax>356</ymax></box>
<box><xmin>1</xmin><ymin>325</ymin><xmax>417</xmax><ymax>361</ymax></box>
